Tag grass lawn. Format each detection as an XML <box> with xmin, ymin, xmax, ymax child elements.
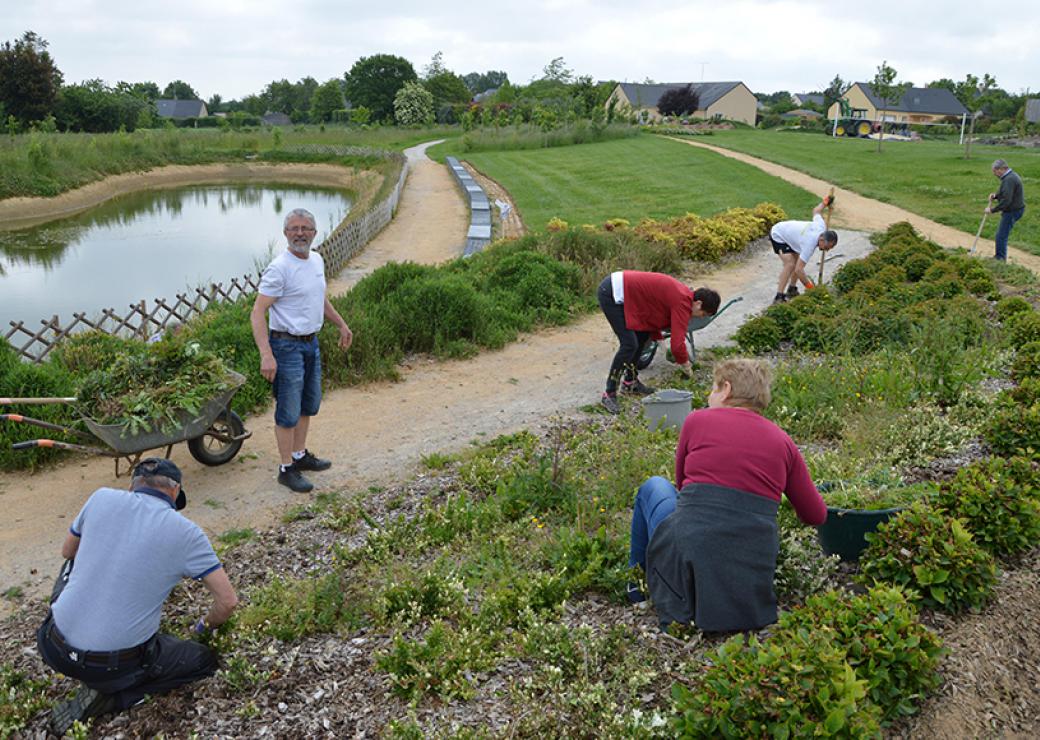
<box><xmin>702</xmin><ymin>129</ymin><xmax>1039</xmax><ymax>254</ymax></box>
<box><xmin>427</xmin><ymin>135</ymin><xmax>819</xmax><ymax>231</ymax></box>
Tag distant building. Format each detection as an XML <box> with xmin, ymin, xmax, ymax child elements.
<box><xmin>155</xmin><ymin>99</ymin><xmax>208</xmax><ymax>119</ymax></box>
<box><xmin>261</xmin><ymin>111</ymin><xmax>293</xmax><ymax>126</ymax></box>
<box><xmin>606</xmin><ymin>81</ymin><xmax>757</xmax><ymax>125</ymax></box>
<box><xmin>791</xmin><ymin>93</ymin><xmax>825</xmax><ymax>107</ymax></box>
<box><xmin>781</xmin><ymin>109</ymin><xmax>822</xmax><ymax>120</ymax></box>
<box><xmin>472</xmin><ymin>88</ymin><xmax>498</xmax><ymax>104</ymax></box>
<box><xmin>826</xmin><ymin>83</ymin><xmax>967</xmax><ymax>123</ymax></box>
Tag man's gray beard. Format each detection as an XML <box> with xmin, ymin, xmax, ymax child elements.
<box><xmin>288</xmin><ymin>243</ymin><xmax>311</xmax><ymax>256</ymax></box>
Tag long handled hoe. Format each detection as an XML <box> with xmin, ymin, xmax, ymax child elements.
<box><xmin>817</xmin><ymin>187</ymin><xmax>835</xmax><ymax>285</ymax></box>
<box><xmin>969</xmin><ymin>195</ymin><xmax>994</xmax><ymax>256</ymax></box>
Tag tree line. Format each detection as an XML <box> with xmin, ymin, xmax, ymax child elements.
<box><xmin>0</xmin><ymin>31</ymin><xmax>615</xmax><ymax>134</ymax></box>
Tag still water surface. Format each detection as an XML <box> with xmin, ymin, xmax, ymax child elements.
<box><xmin>0</xmin><ymin>184</ymin><xmax>352</xmax><ymax>330</ymax></box>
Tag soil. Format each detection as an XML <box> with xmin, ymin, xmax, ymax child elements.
<box><xmin>3</xmin><ymin>136</ymin><xmax>1040</xmax><ymax>736</ymax></box>
<box><xmin>462</xmin><ymin>164</ymin><xmax>526</xmax><ymax>239</ymax></box>
<box><xmin>0</xmin><ymin>163</ymin><xmax>382</xmax><ymax>231</ymax></box>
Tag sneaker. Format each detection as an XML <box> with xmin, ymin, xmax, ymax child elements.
<box><xmin>785</xmin><ymin>285</ymin><xmax>800</xmax><ymax>297</ymax></box>
<box><xmin>51</xmin><ymin>685</ymin><xmax>116</xmax><ymax>735</ymax></box>
<box><xmin>772</xmin><ymin>293</ymin><xmax>788</xmax><ymax>304</ymax></box>
<box><xmin>293</xmin><ymin>450</ymin><xmax>331</xmax><ymax>472</ymax></box>
<box><xmin>627</xmin><ymin>582</ymin><xmax>648</xmax><ymax>604</ymax></box>
<box><xmin>277</xmin><ymin>464</ymin><xmax>314</xmax><ymax>493</ymax></box>
<box><xmin>621</xmin><ymin>379</ymin><xmax>656</xmax><ymax>396</ymax></box>
<box><xmin>600</xmin><ymin>392</ymin><xmax>620</xmax><ymax>415</ymax></box>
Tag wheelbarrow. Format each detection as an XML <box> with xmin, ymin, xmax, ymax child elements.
<box><xmin>1</xmin><ymin>371</ymin><xmax>252</xmax><ymax>476</ymax></box>
<box><xmin>637</xmin><ymin>296</ymin><xmax>744</xmax><ymax>370</ymax></box>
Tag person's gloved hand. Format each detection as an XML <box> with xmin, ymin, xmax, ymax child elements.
<box><xmin>822</xmin><ymin>194</ymin><xmax>835</xmax><ymax>207</ymax></box>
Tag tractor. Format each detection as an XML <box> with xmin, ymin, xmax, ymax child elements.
<box><xmin>832</xmin><ymin>98</ymin><xmax>876</xmax><ymax>138</ymax></box>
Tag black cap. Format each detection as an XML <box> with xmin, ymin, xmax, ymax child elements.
<box><xmin>132</xmin><ymin>457</ymin><xmax>187</xmax><ymax>510</ymax></box>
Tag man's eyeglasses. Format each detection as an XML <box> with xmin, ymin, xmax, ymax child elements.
<box><xmin>287</xmin><ymin>226</ymin><xmax>316</xmax><ymax>234</ymax></box>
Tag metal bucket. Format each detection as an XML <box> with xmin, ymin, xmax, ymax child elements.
<box><xmin>641</xmin><ymin>389</ymin><xmax>693</xmax><ymax>431</ymax></box>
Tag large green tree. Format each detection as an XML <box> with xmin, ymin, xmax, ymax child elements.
<box><xmin>57</xmin><ymin>79</ymin><xmax>147</xmax><ymax>132</ymax></box>
<box><xmin>344</xmin><ymin>54</ymin><xmax>417</xmax><ymax>122</ymax></box>
<box><xmin>0</xmin><ymin>31</ymin><xmax>63</xmax><ymax>125</ymax></box>
<box><xmin>162</xmin><ymin>79</ymin><xmax>199</xmax><ymax>100</ymax></box>
<box><xmin>310</xmin><ymin>78</ymin><xmax>344</xmax><ymax>123</ymax></box>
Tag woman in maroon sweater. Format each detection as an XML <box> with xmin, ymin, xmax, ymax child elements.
<box><xmin>627</xmin><ymin>358</ymin><xmax>826</xmax><ymax>631</ymax></box>
<box><xmin>597</xmin><ymin>271</ymin><xmax>720</xmax><ymax>414</ymax></box>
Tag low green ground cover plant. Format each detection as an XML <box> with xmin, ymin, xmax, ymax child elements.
<box><xmin>0</xmin><ymin>663</ymin><xmax>52</xmax><ymax>736</ymax></box>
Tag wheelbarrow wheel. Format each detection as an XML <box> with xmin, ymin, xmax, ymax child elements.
<box><xmin>188</xmin><ymin>410</ymin><xmax>245</xmax><ymax>466</ymax></box>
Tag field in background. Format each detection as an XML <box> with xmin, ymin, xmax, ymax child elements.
<box><xmin>0</xmin><ymin>125</ymin><xmax>459</xmax><ymax>200</ymax></box>
<box><xmin>428</xmin><ymin>135</ymin><xmax>819</xmax><ymax>230</ymax></box>
<box><xmin>703</xmin><ymin>129</ymin><xmax>1039</xmax><ymax>254</ymax></box>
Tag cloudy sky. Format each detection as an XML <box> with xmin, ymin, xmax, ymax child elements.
<box><xmin>5</xmin><ymin>0</ymin><xmax>1037</xmax><ymax>100</ymax></box>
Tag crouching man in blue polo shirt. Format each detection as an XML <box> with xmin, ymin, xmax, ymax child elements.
<box><xmin>36</xmin><ymin>458</ymin><xmax>239</xmax><ymax>734</ymax></box>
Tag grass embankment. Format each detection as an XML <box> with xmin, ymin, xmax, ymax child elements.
<box><xmin>700</xmin><ymin>129</ymin><xmax>1040</xmax><ymax>255</ymax></box>
<box><xmin>0</xmin><ymin>125</ymin><xmax>458</xmax><ymax>200</ymax></box>
<box><xmin>427</xmin><ymin>134</ymin><xmax>821</xmax><ymax>230</ymax></box>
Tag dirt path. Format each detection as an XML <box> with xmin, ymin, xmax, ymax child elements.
<box><xmin>670</xmin><ymin>137</ymin><xmax>1040</xmax><ymax>274</ymax></box>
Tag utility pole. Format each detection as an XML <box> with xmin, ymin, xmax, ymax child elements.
<box><xmin>698</xmin><ymin>62</ymin><xmax>709</xmax><ymax>81</ymax></box>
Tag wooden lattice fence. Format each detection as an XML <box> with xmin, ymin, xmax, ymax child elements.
<box><xmin>4</xmin><ymin>153</ymin><xmax>409</xmax><ymax>364</ymax></box>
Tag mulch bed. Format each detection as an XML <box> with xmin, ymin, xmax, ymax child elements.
<box><xmin>3</xmin><ymin>416</ymin><xmax>1039</xmax><ymax>737</ymax></box>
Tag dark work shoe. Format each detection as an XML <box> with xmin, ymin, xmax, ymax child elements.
<box><xmin>600</xmin><ymin>392</ymin><xmax>620</xmax><ymax>415</ymax></box>
<box><xmin>278</xmin><ymin>464</ymin><xmax>314</xmax><ymax>493</ymax></box>
<box><xmin>627</xmin><ymin>582</ymin><xmax>649</xmax><ymax>608</ymax></box>
<box><xmin>786</xmin><ymin>285</ymin><xmax>800</xmax><ymax>297</ymax></box>
<box><xmin>51</xmin><ymin>685</ymin><xmax>116</xmax><ymax>735</ymax></box>
<box><xmin>621</xmin><ymin>379</ymin><xmax>656</xmax><ymax>396</ymax></box>
<box><xmin>293</xmin><ymin>450</ymin><xmax>331</xmax><ymax>472</ymax></box>
<box><xmin>772</xmin><ymin>292</ymin><xmax>788</xmax><ymax>304</ymax></box>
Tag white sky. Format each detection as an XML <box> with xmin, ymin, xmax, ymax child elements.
<box><xmin>4</xmin><ymin>0</ymin><xmax>1038</xmax><ymax>100</ymax></box>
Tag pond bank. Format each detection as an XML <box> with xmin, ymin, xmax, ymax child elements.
<box><xmin>0</xmin><ymin>162</ymin><xmax>381</xmax><ymax>230</ymax></box>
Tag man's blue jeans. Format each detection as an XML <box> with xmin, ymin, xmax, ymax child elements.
<box><xmin>628</xmin><ymin>476</ymin><xmax>679</xmax><ymax>571</ymax></box>
<box><xmin>994</xmin><ymin>207</ymin><xmax>1025</xmax><ymax>261</ymax></box>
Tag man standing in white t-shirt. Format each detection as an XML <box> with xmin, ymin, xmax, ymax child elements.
<box><xmin>769</xmin><ymin>197</ymin><xmax>838</xmax><ymax>304</ymax></box>
<box><xmin>250</xmin><ymin>208</ymin><xmax>353</xmax><ymax>492</ymax></box>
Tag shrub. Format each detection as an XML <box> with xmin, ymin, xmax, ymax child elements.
<box><xmin>1007</xmin><ymin>310</ymin><xmax>1040</xmax><ymax>349</ymax></box>
<box><xmin>985</xmin><ymin>393</ymin><xmax>1040</xmax><ymax>455</ymax></box>
<box><xmin>777</xmin><ymin>587</ymin><xmax>943</xmax><ymax>722</ymax></box>
<box><xmin>0</xmin><ymin>664</ymin><xmax>52</xmax><ymax>737</ymax></box>
<box><xmin>1012</xmin><ymin>341</ymin><xmax>1040</xmax><ymax>381</ymax></box>
<box><xmin>376</xmin><ymin>621</ymin><xmax>493</xmax><ymax>701</ymax></box>
<box><xmin>762</xmin><ymin>301</ymin><xmax>798</xmax><ymax>341</ymax></box>
<box><xmin>833</xmin><ymin>261</ymin><xmax>876</xmax><ymax>295</ymax></box>
<box><xmin>671</xmin><ymin>631</ymin><xmax>882</xmax><ymax>738</ymax></box>
<box><xmin>858</xmin><ymin>503</ymin><xmax>998</xmax><ymax>613</ymax></box>
<box><xmin>734</xmin><ymin>315</ymin><xmax>781</xmax><ymax>353</ymax></box>
<box><xmin>790</xmin><ymin>314</ymin><xmax>837</xmax><ymax>352</ymax></box>
<box><xmin>937</xmin><ymin>457</ymin><xmax>1040</xmax><ymax>557</ymax></box>
<box><xmin>996</xmin><ymin>295</ymin><xmax>1032</xmax><ymax>322</ymax></box>
<box><xmin>903</xmin><ymin>253</ymin><xmax>934</xmax><ymax>282</ymax></box>
<box><xmin>773</xmin><ymin>527</ymin><xmax>841</xmax><ymax>605</ymax></box>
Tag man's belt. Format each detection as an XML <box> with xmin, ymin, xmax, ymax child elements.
<box><xmin>270</xmin><ymin>330</ymin><xmax>316</xmax><ymax>341</ymax></box>
<box><xmin>48</xmin><ymin>622</ymin><xmax>147</xmax><ymax>667</ymax></box>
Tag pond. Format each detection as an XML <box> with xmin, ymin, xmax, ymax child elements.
<box><xmin>0</xmin><ymin>184</ymin><xmax>352</xmax><ymax>331</ymax></box>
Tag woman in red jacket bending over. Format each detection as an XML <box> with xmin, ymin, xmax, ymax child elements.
<box><xmin>597</xmin><ymin>270</ymin><xmax>720</xmax><ymax>414</ymax></box>
<box><xmin>627</xmin><ymin>358</ymin><xmax>827</xmax><ymax>632</ymax></box>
